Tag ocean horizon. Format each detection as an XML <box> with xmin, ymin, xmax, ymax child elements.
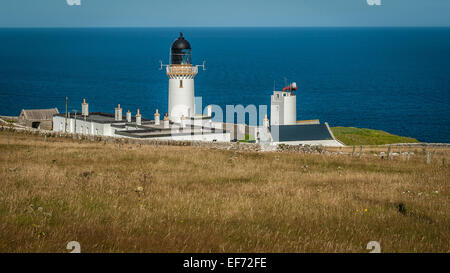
<box><xmin>0</xmin><ymin>27</ymin><xmax>449</xmax><ymax>142</ymax></box>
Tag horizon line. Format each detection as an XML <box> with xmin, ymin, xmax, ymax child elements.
<box><xmin>1</xmin><ymin>25</ymin><xmax>450</xmax><ymax>29</ymax></box>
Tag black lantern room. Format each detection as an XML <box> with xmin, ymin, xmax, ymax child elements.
<box><xmin>171</xmin><ymin>33</ymin><xmax>192</xmax><ymax>65</ymax></box>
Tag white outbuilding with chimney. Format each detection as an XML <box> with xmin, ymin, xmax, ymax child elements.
<box><xmin>255</xmin><ymin>83</ymin><xmax>344</xmax><ymax>147</ymax></box>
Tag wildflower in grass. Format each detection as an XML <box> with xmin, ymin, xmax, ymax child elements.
<box><xmin>43</xmin><ymin>212</ymin><xmax>52</xmax><ymax>217</ymax></box>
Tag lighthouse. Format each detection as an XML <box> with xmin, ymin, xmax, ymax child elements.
<box><xmin>163</xmin><ymin>33</ymin><xmax>204</xmax><ymax>122</ymax></box>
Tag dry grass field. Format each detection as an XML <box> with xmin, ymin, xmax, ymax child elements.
<box><xmin>0</xmin><ymin>130</ymin><xmax>448</xmax><ymax>253</ymax></box>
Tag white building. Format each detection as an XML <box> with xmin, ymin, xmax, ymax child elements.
<box><xmin>270</xmin><ymin>82</ymin><xmax>297</xmax><ymax>126</ymax></box>
<box><xmin>255</xmin><ymin>83</ymin><xmax>344</xmax><ymax>147</ymax></box>
<box><xmin>53</xmin><ymin>99</ymin><xmax>230</xmax><ymax>142</ymax></box>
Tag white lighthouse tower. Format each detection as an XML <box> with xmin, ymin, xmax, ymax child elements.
<box><xmin>162</xmin><ymin>33</ymin><xmax>204</xmax><ymax>122</ymax></box>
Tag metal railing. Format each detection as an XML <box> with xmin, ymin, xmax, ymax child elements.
<box><xmin>166</xmin><ymin>65</ymin><xmax>198</xmax><ymax>75</ymax></box>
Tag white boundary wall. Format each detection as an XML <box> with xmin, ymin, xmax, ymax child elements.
<box><xmin>53</xmin><ymin>116</ymin><xmax>113</xmax><ymax>136</ymax></box>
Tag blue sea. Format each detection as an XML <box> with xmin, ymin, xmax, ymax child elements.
<box><xmin>0</xmin><ymin>27</ymin><xmax>449</xmax><ymax>143</ymax></box>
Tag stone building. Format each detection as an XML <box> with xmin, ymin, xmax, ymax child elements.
<box><xmin>19</xmin><ymin>108</ymin><xmax>59</xmax><ymax>130</ymax></box>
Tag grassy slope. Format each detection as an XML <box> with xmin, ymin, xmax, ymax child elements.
<box><xmin>0</xmin><ymin>131</ymin><xmax>448</xmax><ymax>252</ymax></box>
<box><xmin>331</xmin><ymin>127</ymin><xmax>420</xmax><ymax>146</ymax></box>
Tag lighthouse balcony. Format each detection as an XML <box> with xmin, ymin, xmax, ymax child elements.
<box><xmin>166</xmin><ymin>65</ymin><xmax>198</xmax><ymax>79</ymax></box>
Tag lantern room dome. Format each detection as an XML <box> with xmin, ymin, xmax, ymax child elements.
<box><xmin>171</xmin><ymin>33</ymin><xmax>192</xmax><ymax>65</ymax></box>
<box><xmin>171</xmin><ymin>32</ymin><xmax>191</xmax><ymax>50</ymax></box>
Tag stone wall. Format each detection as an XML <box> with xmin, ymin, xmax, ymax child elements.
<box><xmin>3</xmin><ymin>125</ymin><xmax>448</xmax><ymax>155</ymax></box>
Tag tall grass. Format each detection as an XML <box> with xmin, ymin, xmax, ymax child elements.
<box><xmin>0</xmin><ymin>131</ymin><xmax>448</xmax><ymax>252</ymax></box>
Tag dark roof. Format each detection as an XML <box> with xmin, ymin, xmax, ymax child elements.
<box><xmin>115</xmin><ymin>126</ymin><xmax>227</xmax><ymax>139</ymax></box>
<box><xmin>171</xmin><ymin>32</ymin><xmax>191</xmax><ymax>50</ymax></box>
<box><xmin>270</xmin><ymin>124</ymin><xmax>334</xmax><ymax>142</ymax></box>
<box><xmin>54</xmin><ymin>112</ymin><xmax>150</xmax><ymax>124</ymax></box>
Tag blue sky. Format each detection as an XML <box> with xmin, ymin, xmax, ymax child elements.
<box><xmin>0</xmin><ymin>0</ymin><xmax>449</xmax><ymax>27</ymax></box>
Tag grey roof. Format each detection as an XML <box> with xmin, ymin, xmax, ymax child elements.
<box><xmin>20</xmin><ymin>108</ymin><xmax>59</xmax><ymax>121</ymax></box>
<box><xmin>115</xmin><ymin>126</ymin><xmax>227</xmax><ymax>138</ymax></box>
<box><xmin>188</xmin><ymin>114</ymin><xmax>212</xmax><ymax>120</ymax></box>
<box><xmin>270</xmin><ymin>124</ymin><xmax>334</xmax><ymax>142</ymax></box>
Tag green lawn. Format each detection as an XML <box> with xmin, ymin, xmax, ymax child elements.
<box><xmin>238</xmin><ymin>134</ymin><xmax>255</xmax><ymax>143</ymax></box>
<box><xmin>331</xmin><ymin>127</ymin><xmax>420</xmax><ymax>146</ymax></box>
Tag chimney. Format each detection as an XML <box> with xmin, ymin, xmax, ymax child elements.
<box><xmin>207</xmin><ymin>105</ymin><xmax>212</xmax><ymax>117</ymax></box>
<box><xmin>263</xmin><ymin>114</ymin><xmax>270</xmax><ymax>128</ymax></box>
<box><xmin>163</xmin><ymin>113</ymin><xmax>169</xmax><ymax>129</ymax></box>
<box><xmin>126</xmin><ymin>110</ymin><xmax>131</xmax><ymax>123</ymax></box>
<box><xmin>82</xmin><ymin>99</ymin><xmax>89</xmax><ymax>116</ymax></box>
<box><xmin>154</xmin><ymin>109</ymin><xmax>160</xmax><ymax>125</ymax></box>
<box><xmin>115</xmin><ymin>104</ymin><xmax>122</xmax><ymax>121</ymax></box>
<box><xmin>136</xmin><ymin>109</ymin><xmax>142</xmax><ymax>125</ymax></box>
